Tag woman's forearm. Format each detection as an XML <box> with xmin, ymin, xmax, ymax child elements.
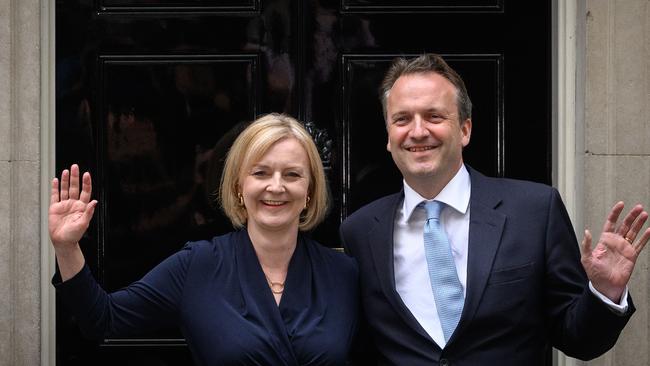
<box><xmin>54</xmin><ymin>243</ymin><xmax>86</xmax><ymax>281</ymax></box>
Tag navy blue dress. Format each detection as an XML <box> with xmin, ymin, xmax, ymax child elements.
<box><xmin>53</xmin><ymin>230</ymin><xmax>359</xmax><ymax>365</ymax></box>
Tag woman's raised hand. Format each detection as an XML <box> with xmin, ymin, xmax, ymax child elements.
<box><xmin>49</xmin><ymin>164</ymin><xmax>98</xmax><ymax>249</ymax></box>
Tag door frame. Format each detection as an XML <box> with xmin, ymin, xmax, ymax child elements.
<box><xmin>554</xmin><ymin>0</ymin><xmax>584</xmax><ymax>364</ymax></box>
<box><xmin>41</xmin><ymin>0</ymin><xmax>57</xmax><ymax>365</ymax></box>
<box><xmin>39</xmin><ymin>1</ymin><xmax>584</xmax><ymax>364</ymax></box>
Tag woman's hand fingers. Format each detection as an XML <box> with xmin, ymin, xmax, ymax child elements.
<box><xmin>68</xmin><ymin>164</ymin><xmax>80</xmax><ymax>200</ymax></box>
<box><xmin>83</xmin><ymin>200</ymin><xmax>98</xmax><ymax>224</ymax></box>
<box><xmin>56</xmin><ymin>164</ymin><xmax>93</xmax><ymax>203</ymax></box>
<box><xmin>79</xmin><ymin>172</ymin><xmax>93</xmax><ymax>203</ymax></box>
<box><xmin>60</xmin><ymin>169</ymin><xmax>70</xmax><ymax>201</ymax></box>
<box><xmin>50</xmin><ymin>178</ymin><xmax>60</xmax><ymax>205</ymax></box>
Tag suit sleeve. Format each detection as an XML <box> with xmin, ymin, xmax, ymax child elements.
<box><xmin>544</xmin><ymin>189</ymin><xmax>634</xmax><ymax>360</ymax></box>
<box><xmin>53</xmin><ymin>242</ymin><xmax>195</xmax><ymax>340</ymax></box>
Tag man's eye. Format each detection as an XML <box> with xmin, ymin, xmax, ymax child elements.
<box><xmin>429</xmin><ymin>114</ymin><xmax>445</xmax><ymax>122</ymax></box>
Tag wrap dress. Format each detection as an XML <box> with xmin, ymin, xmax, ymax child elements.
<box><xmin>54</xmin><ymin>230</ymin><xmax>359</xmax><ymax>365</ymax></box>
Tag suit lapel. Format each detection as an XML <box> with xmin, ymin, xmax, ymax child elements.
<box><xmin>450</xmin><ymin>168</ymin><xmax>506</xmax><ymax>344</ymax></box>
<box><xmin>366</xmin><ymin>192</ymin><xmax>439</xmax><ymax>346</ymax></box>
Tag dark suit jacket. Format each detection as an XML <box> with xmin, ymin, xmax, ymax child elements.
<box><xmin>341</xmin><ymin>167</ymin><xmax>634</xmax><ymax>366</ymax></box>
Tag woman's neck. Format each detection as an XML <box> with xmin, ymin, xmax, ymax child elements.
<box><xmin>248</xmin><ymin>224</ymin><xmax>297</xmax><ymax>305</ymax></box>
<box><xmin>247</xmin><ymin>224</ymin><xmax>298</xmax><ymax>272</ymax></box>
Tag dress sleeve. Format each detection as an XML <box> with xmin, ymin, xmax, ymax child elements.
<box><xmin>52</xmin><ymin>242</ymin><xmax>195</xmax><ymax>340</ymax></box>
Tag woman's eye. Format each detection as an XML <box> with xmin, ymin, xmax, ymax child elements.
<box><xmin>286</xmin><ymin>172</ymin><xmax>301</xmax><ymax>178</ymax></box>
<box><xmin>252</xmin><ymin>170</ymin><xmax>266</xmax><ymax>176</ymax></box>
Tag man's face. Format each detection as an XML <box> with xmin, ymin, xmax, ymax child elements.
<box><xmin>385</xmin><ymin>72</ymin><xmax>471</xmax><ymax>194</ymax></box>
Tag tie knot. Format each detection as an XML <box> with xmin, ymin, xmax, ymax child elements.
<box><xmin>423</xmin><ymin>200</ymin><xmax>444</xmax><ymax>220</ymax></box>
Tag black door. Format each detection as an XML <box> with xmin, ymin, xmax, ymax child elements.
<box><xmin>56</xmin><ymin>0</ymin><xmax>551</xmax><ymax>364</ymax></box>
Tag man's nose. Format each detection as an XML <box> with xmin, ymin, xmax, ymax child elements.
<box><xmin>410</xmin><ymin>117</ymin><xmax>429</xmax><ymax>138</ymax></box>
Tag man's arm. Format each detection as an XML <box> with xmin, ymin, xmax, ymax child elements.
<box><xmin>546</xmin><ymin>193</ymin><xmax>640</xmax><ymax>360</ymax></box>
<box><xmin>580</xmin><ymin>201</ymin><xmax>650</xmax><ymax>303</ymax></box>
<box><xmin>340</xmin><ymin>224</ymin><xmax>379</xmax><ymax>366</ymax></box>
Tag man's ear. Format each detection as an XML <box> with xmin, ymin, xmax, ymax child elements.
<box><xmin>385</xmin><ymin>118</ymin><xmax>392</xmax><ymax>152</ymax></box>
<box><xmin>461</xmin><ymin>118</ymin><xmax>472</xmax><ymax>147</ymax></box>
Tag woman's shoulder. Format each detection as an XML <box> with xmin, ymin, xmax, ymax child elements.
<box><xmin>177</xmin><ymin>230</ymin><xmax>242</xmax><ymax>266</ymax></box>
<box><xmin>183</xmin><ymin>230</ymin><xmax>241</xmax><ymax>250</ymax></box>
<box><xmin>301</xmin><ymin>235</ymin><xmax>358</xmax><ymax>274</ymax></box>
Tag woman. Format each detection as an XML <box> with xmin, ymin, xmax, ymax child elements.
<box><xmin>50</xmin><ymin>113</ymin><xmax>359</xmax><ymax>365</ymax></box>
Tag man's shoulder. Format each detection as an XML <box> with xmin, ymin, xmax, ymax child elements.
<box><xmin>470</xmin><ymin>168</ymin><xmax>555</xmax><ymax>200</ymax></box>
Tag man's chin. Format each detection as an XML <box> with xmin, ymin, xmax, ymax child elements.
<box><xmin>403</xmin><ymin>169</ymin><xmax>438</xmax><ymax>181</ymax></box>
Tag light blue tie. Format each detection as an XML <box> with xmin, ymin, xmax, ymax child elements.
<box><xmin>422</xmin><ymin>200</ymin><xmax>464</xmax><ymax>342</ymax></box>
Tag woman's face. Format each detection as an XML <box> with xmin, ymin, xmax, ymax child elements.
<box><xmin>240</xmin><ymin>138</ymin><xmax>310</xmax><ymax>234</ymax></box>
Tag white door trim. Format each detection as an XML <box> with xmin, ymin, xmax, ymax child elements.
<box><xmin>554</xmin><ymin>0</ymin><xmax>584</xmax><ymax>364</ymax></box>
<box><xmin>40</xmin><ymin>0</ymin><xmax>56</xmax><ymax>364</ymax></box>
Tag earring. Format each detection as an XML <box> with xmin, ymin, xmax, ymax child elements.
<box><xmin>238</xmin><ymin>192</ymin><xmax>244</xmax><ymax>206</ymax></box>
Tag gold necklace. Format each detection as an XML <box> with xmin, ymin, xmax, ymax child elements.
<box><xmin>265</xmin><ymin>275</ymin><xmax>285</xmax><ymax>294</ymax></box>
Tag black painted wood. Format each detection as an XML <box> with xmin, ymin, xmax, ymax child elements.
<box><xmin>56</xmin><ymin>0</ymin><xmax>551</xmax><ymax>363</ymax></box>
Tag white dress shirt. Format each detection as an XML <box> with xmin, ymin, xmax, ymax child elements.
<box><xmin>393</xmin><ymin>164</ymin><xmax>628</xmax><ymax>349</ymax></box>
<box><xmin>393</xmin><ymin>165</ymin><xmax>471</xmax><ymax>348</ymax></box>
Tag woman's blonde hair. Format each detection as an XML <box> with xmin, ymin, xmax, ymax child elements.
<box><xmin>219</xmin><ymin>113</ymin><xmax>329</xmax><ymax>231</ymax></box>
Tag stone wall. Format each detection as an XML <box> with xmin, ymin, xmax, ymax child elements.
<box><xmin>0</xmin><ymin>0</ymin><xmax>42</xmax><ymax>365</ymax></box>
<box><xmin>582</xmin><ymin>0</ymin><xmax>650</xmax><ymax>365</ymax></box>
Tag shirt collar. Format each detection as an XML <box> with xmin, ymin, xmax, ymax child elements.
<box><xmin>402</xmin><ymin>164</ymin><xmax>471</xmax><ymax>221</ymax></box>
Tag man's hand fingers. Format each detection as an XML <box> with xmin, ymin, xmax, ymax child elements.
<box><xmin>79</xmin><ymin>172</ymin><xmax>93</xmax><ymax>203</ymax></box>
<box><xmin>580</xmin><ymin>229</ymin><xmax>593</xmax><ymax>258</ymax></box>
<box><xmin>634</xmin><ymin>227</ymin><xmax>650</xmax><ymax>255</ymax></box>
<box><xmin>624</xmin><ymin>210</ymin><xmax>648</xmax><ymax>243</ymax></box>
<box><xmin>602</xmin><ymin>201</ymin><xmax>625</xmax><ymax>233</ymax></box>
<box><xmin>616</xmin><ymin>204</ymin><xmax>644</xmax><ymax>237</ymax></box>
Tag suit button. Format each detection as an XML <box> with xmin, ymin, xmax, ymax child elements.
<box><xmin>440</xmin><ymin>359</ymin><xmax>450</xmax><ymax>366</ymax></box>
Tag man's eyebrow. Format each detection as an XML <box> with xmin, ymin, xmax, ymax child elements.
<box><xmin>389</xmin><ymin>111</ymin><xmax>409</xmax><ymax>119</ymax></box>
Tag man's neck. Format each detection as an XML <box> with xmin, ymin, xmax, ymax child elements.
<box><xmin>406</xmin><ymin>163</ymin><xmax>463</xmax><ymax>200</ymax></box>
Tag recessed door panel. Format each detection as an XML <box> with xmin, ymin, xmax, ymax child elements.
<box><xmin>56</xmin><ymin>0</ymin><xmax>550</xmax><ymax>363</ymax></box>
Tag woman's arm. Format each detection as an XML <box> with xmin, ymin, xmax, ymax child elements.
<box><xmin>49</xmin><ymin>164</ymin><xmax>97</xmax><ymax>281</ymax></box>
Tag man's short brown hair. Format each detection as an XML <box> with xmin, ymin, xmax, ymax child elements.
<box><xmin>380</xmin><ymin>54</ymin><xmax>472</xmax><ymax>124</ymax></box>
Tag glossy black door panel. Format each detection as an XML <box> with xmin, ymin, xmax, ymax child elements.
<box><xmin>98</xmin><ymin>0</ymin><xmax>259</xmax><ymax>13</ymax></box>
<box><xmin>341</xmin><ymin>0</ymin><xmax>503</xmax><ymax>12</ymax></box>
<box><xmin>101</xmin><ymin>0</ymin><xmax>256</xmax><ymax>7</ymax></box>
<box><xmin>56</xmin><ymin>0</ymin><xmax>550</xmax><ymax>363</ymax></box>
<box><xmin>99</xmin><ymin>56</ymin><xmax>257</xmax><ymax>290</ymax></box>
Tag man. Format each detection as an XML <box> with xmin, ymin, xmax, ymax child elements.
<box><xmin>340</xmin><ymin>54</ymin><xmax>650</xmax><ymax>365</ymax></box>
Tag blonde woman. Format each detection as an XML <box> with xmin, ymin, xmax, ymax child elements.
<box><xmin>50</xmin><ymin>113</ymin><xmax>359</xmax><ymax>365</ymax></box>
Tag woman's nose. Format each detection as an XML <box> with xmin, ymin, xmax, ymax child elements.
<box><xmin>266</xmin><ymin>173</ymin><xmax>286</xmax><ymax>192</ymax></box>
